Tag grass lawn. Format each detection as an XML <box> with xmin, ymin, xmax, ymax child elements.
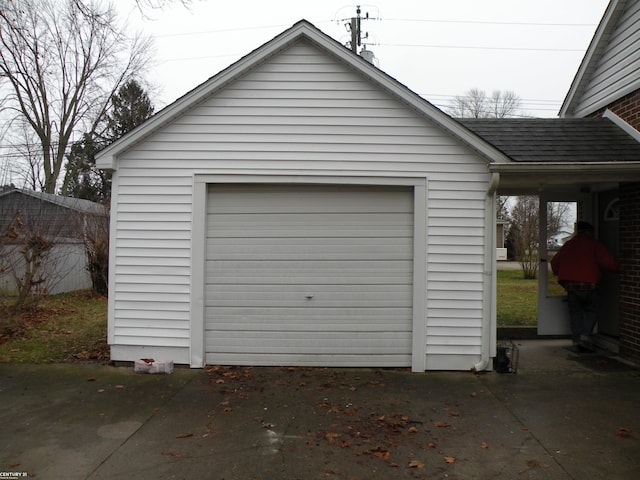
<box><xmin>496</xmin><ymin>269</ymin><xmax>538</xmax><ymax>327</ymax></box>
<box><xmin>496</xmin><ymin>268</ymin><xmax>567</xmax><ymax>327</ymax></box>
<box><xmin>0</xmin><ymin>291</ymin><xmax>108</xmax><ymax>363</ymax></box>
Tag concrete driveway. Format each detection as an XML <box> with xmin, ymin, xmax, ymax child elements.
<box><xmin>0</xmin><ymin>340</ymin><xmax>638</xmax><ymax>479</ymax></box>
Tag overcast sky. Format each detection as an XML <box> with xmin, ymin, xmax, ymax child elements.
<box><xmin>118</xmin><ymin>0</ymin><xmax>610</xmax><ymax>117</ymax></box>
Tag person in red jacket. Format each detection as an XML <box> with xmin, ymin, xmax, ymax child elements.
<box><xmin>550</xmin><ymin>221</ymin><xmax>619</xmax><ymax>352</ymax></box>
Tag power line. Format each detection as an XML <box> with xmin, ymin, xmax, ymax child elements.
<box><xmin>157</xmin><ymin>41</ymin><xmax>585</xmax><ymax>64</ymax></box>
<box><xmin>148</xmin><ymin>18</ymin><xmax>597</xmax><ymax>40</ymax></box>
<box><xmin>380</xmin><ymin>42</ymin><xmax>585</xmax><ymax>53</ymax></box>
<box><xmin>383</xmin><ymin>18</ymin><xmax>597</xmax><ymax>28</ymax></box>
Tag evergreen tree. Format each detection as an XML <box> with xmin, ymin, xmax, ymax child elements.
<box><xmin>62</xmin><ymin>80</ymin><xmax>154</xmax><ymax>204</ymax></box>
<box><xmin>63</xmin><ymin>133</ymin><xmax>108</xmax><ymax>203</ymax></box>
<box><xmin>105</xmin><ymin>80</ymin><xmax>155</xmax><ymax>141</ymax></box>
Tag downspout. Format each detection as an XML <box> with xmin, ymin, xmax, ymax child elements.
<box><xmin>473</xmin><ymin>172</ymin><xmax>499</xmax><ymax>373</ymax></box>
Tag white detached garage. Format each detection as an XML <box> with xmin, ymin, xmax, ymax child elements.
<box><xmin>96</xmin><ymin>20</ymin><xmax>509</xmax><ymax>372</ymax></box>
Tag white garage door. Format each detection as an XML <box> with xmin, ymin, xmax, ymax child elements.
<box><xmin>205</xmin><ymin>184</ymin><xmax>414</xmax><ymax>367</ymax></box>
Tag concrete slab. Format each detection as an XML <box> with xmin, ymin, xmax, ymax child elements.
<box><xmin>0</xmin><ymin>340</ymin><xmax>638</xmax><ymax>480</ymax></box>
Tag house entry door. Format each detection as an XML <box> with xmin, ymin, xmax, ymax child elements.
<box><xmin>537</xmin><ymin>193</ymin><xmax>591</xmax><ymax>335</ymax></box>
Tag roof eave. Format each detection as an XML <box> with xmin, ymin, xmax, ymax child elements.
<box><xmin>490</xmin><ymin>161</ymin><xmax>640</xmax><ymax>174</ymax></box>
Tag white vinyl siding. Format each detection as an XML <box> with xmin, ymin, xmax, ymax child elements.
<box><xmin>572</xmin><ymin>2</ymin><xmax>640</xmax><ymax>116</ymax></box>
<box><xmin>107</xmin><ymin>40</ymin><xmax>491</xmax><ymax>369</ymax></box>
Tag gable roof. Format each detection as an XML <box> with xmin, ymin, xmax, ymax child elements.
<box><xmin>560</xmin><ymin>0</ymin><xmax>637</xmax><ymax>117</ymax></box>
<box><xmin>0</xmin><ymin>189</ymin><xmax>108</xmax><ymax>216</ymax></box>
<box><xmin>95</xmin><ymin>20</ymin><xmax>510</xmax><ymax>170</ymax></box>
<box><xmin>458</xmin><ymin>117</ymin><xmax>640</xmax><ymax>162</ymax></box>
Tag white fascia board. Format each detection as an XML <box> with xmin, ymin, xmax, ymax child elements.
<box><xmin>603</xmin><ymin>108</ymin><xmax>640</xmax><ymax>141</ymax></box>
<box><xmin>490</xmin><ymin>161</ymin><xmax>640</xmax><ymax>174</ymax></box>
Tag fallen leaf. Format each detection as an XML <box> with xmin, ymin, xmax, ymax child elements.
<box><xmin>408</xmin><ymin>460</ymin><xmax>424</xmax><ymax>469</ymax></box>
<box><xmin>470</xmin><ymin>391</ymin><xmax>477</xmax><ymax>397</ymax></box>
<box><xmin>427</xmin><ymin>442</ymin><xmax>437</xmax><ymax>448</ymax></box>
<box><xmin>325</xmin><ymin>432</ymin><xmax>342</xmax><ymax>443</ymax></box>
<box><xmin>374</xmin><ymin>450</ymin><xmax>390</xmax><ymax>460</ymax></box>
<box><xmin>114</xmin><ymin>385</ymin><xmax>125</xmax><ymax>389</ymax></box>
<box><xmin>408</xmin><ymin>426</ymin><xmax>418</xmax><ymax>433</ymax></box>
<box><xmin>176</xmin><ymin>433</ymin><xmax>194</xmax><ymax>439</ymax></box>
<box><xmin>481</xmin><ymin>442</ymin><xmax>489</xmax><ymax>449</ymax></box>
<box><xmin>444</xmin><ymin>456</ymin><xmax>456</xmax><ymax>464</ymax></box>
<box><xmin>434</xmin><ymin>421</ymin><xmax>450</xmax><ymax>428</ymax></box>
<box><xmin>448</xmin><ymin>411</ymin><xmax>460</xmax><ymax>417</ymax></box>
<box><xmin>97</xmin><ymin>389</ymin><xmax>105</xmax><ymax>393</ymax></box>
<box><xmin>615</xmin><ymin>427</ymin><xmax>634</xmax><ymax>439</ymax></box>
<box><xmin>215</xmin><ymin>379</ymin><xmax>225</xmax><ymax>384</ymax></box>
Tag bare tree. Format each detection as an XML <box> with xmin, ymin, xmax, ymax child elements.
<box><xmin>134</xmin><ymin>0</ymin><xmax>192</xmax><ymax>9</ymax></box>
<box><xmin>0</xmin><ymin>0</ymin><xmax>152</xmax><ymax>193</ymax></box>
<box><xmin>488</xmin><ymin>90</ymin><xmax>522</xmax><ymax>118</ymax></box>
<box><xmin>509</xmin><ymin>196</ymin><xmax>571</xmax><ymax>279</ymax></box>
<box><xmin>547</xmin><ymin>202</ymin><xmax>572</xmax><ymax>240</ymax></box>
<box><xmin>83</xmin><ymin>210</ymin><xmax>109</xmax><ymax>295</ymax></box>
<box><xmin>510</xmin><ymin>196</ymin><xmax>539</xmax><ymax>279</ymax></box>
<box><xmin>0</xmin><ymin>191</ymin><xmax>105</xmax><ymax>327</ymax></box>
<box><xmin>449</xmin><ymin>88</ymin><xmax>522</xmax><ymax>118</ymax></box>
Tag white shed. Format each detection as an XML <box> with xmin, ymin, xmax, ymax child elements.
<box><xmin>96</xmin><ymin>21</ymin><xmax>509</xmax><ymax>371</ymax></box>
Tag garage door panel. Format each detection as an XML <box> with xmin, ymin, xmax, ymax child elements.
<box><xmin>208</xmin><ymin>213</ymin><xmax>414</xmax><ymax>237</ymax></box>
<box><xmin>208</xmin><ymin>185</ymin><xmax>413</xmax><ymax>214</ymax></box>
<box><xmin>205</xmin><ymin>184</ymin><xmax>414</xmax><ymax>367</ymax></box>
<box><xmin>206</xmin><ymin>286</ymin><xmax>412</xmax><ymax>307</ymax></box>
<box><xmin>205</xmin><ymin>353</ymin><xmax>410</xmax><ymax>367</ymax></box>
<box><xmin>207</xmin><ymin>244</ymin><xmax>412</xmax><ymax>261</ymax></box>
<box><xmin>207</xmin><ymin>260</ymin><xmax>413</xmax><ymax>285</ymax></box>
<box><xmin>204</xmin><ymin>307</ymin><xmax>412</xmax><ymax>331</ymax></box>
<box><xmin>206</xmin><ymin>331</ymin><xmax>412</xmax><ymax>353</ymax></box>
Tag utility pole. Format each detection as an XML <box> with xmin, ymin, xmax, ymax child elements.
<box><xmin>349</xmin><ymin>5</ymin><xmax>369</xmax><ymax>54</ymax></box>
<box><xmin>340</xmin><ymin>4</ymin><xmax>377</xmax><ymax>64</ymax></box>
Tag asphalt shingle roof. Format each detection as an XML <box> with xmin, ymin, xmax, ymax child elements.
<box><xmin>0</xmin><ymin>189</ymin><xmax>108</xmax><ymax>215</ymax></box>
<box><xmin>457</xmin><ymin>117</ymin><xmax>640</xmax><ymax>163</ymax></box>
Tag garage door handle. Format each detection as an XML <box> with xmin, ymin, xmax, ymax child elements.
<box><xmin>305</xmin><ymin>294</ymin><xmax>314</xmax><ymax>299</ymax></box>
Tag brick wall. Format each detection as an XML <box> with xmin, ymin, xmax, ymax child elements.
<box><xmin>591</xmin><ymin>89</ymin><xmax>640</xmax><ymax>130</ymax></box>
<box><xmin>619</xmin><ymin>183</ymin><xmax>640</xmax><ymax>365</ymax></box>
<box><xmin>591</xmin><ymin>90</ymin><xmax>640</xmax><ymax>365</ymax></box>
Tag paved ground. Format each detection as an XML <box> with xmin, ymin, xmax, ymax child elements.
<box><xmin>1</xmin><ymin>339</ymin><xmax>639</xmax><ymax>480</ymax></box>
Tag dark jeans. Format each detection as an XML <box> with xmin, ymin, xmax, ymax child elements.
<box><xmin>567</xmin><ymin>289</ymin><xmax>599</xmax><ymax>343</ymax></box>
